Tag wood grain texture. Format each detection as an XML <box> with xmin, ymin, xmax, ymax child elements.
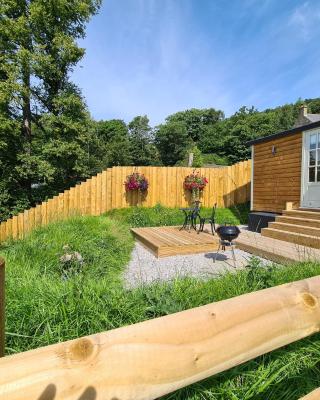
<box><xmin>253</xmin><ymin>132</ymin><xmax>302</xmax><ymax>213</ymax></box>
<box><xmin>132</xmin><ymin>226</ymin><xmax>219</xmax><ymax>257</ymax></box>
<box><xmin>0</xmin><ymin>258</ymin><xmax>4</xmax><ymax>358</ymax></box>
<box><xmin>300</xmin><ymin>388</ymin><xmax>320</xmax><ymax>399</ymax></box>
<box><xmin>236</xmin><ymin>229</ymin><xmax>320</xmax><ymax>263</ymax></box>
<box><xmin>1</xmin><ymin>276</ymin><xmax>320</xmax><ymax>399</ymax></box>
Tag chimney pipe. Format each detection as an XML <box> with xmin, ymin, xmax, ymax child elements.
<box><xmin>300</xmin><ymin>104</ymin><xmax>308</xmax><ymax>117</ymax></box>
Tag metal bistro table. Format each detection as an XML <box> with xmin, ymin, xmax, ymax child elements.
<box><xmin>179</xmin><ymin>202</ymin><xmax>201</xmax><ymax>231</ymax></box>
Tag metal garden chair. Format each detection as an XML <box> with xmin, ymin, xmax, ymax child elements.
<box><xmin>197</xmin><ymin>203</ymin><xmax>217</xmax><ymax>235</ymax></box>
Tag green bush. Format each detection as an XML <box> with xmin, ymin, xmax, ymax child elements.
<box><xmin>202</xmin><ymin>153</ymin><xmax>230</xmax><ymax>165</ymax></box>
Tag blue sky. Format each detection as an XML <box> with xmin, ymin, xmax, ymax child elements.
<box><xmin>72</xmin><ymin>0</ymin><xmax>320</xmax><ymax>126</ymax></box>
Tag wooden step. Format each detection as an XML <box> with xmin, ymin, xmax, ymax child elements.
<box><xmin>282</xmin><ymin>210</ymin><xmax>320</xmax><ymax>220</ymax></box>
<box><xmin>261</xmin><ymin>227</ymin><xmax>320</xmax><ymax>249</ymax></box>
<box><xmin>236</xmin><ymin>230</ymin><xmax>320</xmax><ymax>263</ymax></box>
<box><xmin>276</xmin><ymin>216</ymin><xmax>320</xmax><ymax>228</ymax></box>
<box><xmin>299</xmin><ymin>208</ymin><xmax>320</xmax><ymax>212</ymax></box>
<box><xmin>269</xmin><ymin>222</ymin><xmax>320</xmax><ymax>237</ymax></box>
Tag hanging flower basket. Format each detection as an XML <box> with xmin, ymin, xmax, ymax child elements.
<box><xmin>124</xmin><ymin>172</ymin><xmax>149</xmax><ymax>192</ymax></box>
<box><xmin>184</xmin><ymin>172</ymin><xmax>208</xmax><ymax>201</ymax></box>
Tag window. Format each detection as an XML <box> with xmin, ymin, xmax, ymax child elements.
<box><xmin>308</xmin><ymin>133</ymin><xmax>320</xmax><ymax>182</ymax></box>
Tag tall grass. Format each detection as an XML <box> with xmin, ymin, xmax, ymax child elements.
<box><xmin>106</xmin><ymin>202</ymin><xmax>249</xmax><ymax>227</ymax></box>
<box><xmin>0</xmin><ymin>216</ymin><xmax>134</xmax><ymax>353</ymax></box>
<box><xmin>1</xmin><ymin>205</ymin><xmax>320</xmax><ymax>399</ymax></box>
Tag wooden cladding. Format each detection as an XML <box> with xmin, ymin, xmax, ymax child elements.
<box><xmin>253</xmin><ymin>132</ymin><xmax>302</xmax><ymax>213</ymax></box>
<box><xmin>0</xmin><ymin>161</ymin><xmax>251</xmax><ymax>243</ymax></box>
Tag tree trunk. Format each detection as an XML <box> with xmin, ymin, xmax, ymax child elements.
<box><xmin>21</xmin><ymin>58</ymin><xmax>32</xmax><ymax>199</ymax></box>
<box><xmin>22</xmin><ymin>73</ymin><xmax>31</xmax><ymax>152</ymax></box>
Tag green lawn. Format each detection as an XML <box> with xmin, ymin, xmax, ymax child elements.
<box><xmin>1</xmin><ymin>204</ymin><xmax>320</xmax><ymax>399</ymax></box>
<box><xmin>106</xmin><ymin>202</ymin><xmax>249</xmax><ymax>227</ymax></box>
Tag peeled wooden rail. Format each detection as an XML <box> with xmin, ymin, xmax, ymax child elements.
<box><xmin>300</xmin><ymin>388</ymin><xmax>320</xmax><ymax>400</ymax></box>
<box><xmin>1</xmin><ymin>275</ymin><xmax>320</xmax><ymax>399</ymax></box>
<box><xmin>301</xmin><ymin>388</ymin><xmax>320</xmax><ymax>399</ymax></box>
<box><xmin>0</xmin><ymin>161</ymin><xmax>251</xmax><ymax>243</ymax></box>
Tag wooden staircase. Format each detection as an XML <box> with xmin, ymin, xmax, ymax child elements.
<box><xmin>261</xmin><ymin>209</ymin><xmax>320</xmax><ymax>249</ymax></box>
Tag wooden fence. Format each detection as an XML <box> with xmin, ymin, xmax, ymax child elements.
<box><xmin>0</xmin><ymin>274</ymin><xmax>319</xmax><ymax>399</ymax></box>
<box><xmin>0</xmin><ymin>259</ymin><xmax>4</xmax><ymax>358</ymax></box>
<box><xmin>0</xmin><ymin>160</ymin><xmax>251</xmax><ymax>243</ymax></box>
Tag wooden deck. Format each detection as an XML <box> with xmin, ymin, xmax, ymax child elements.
<box><xmin>237</xmin><ymin>229</ymin><xmax>320</xmax><ymax>264</ymax></box>
<box><xmin>131</xmin><ymin>226</ymin><xmax>219</xmax><ymax>257</ymax></box>
<box><xmin>132</xmin><ymin>225</ymin><xmax>320</xmax><ymax>262</ymax></box>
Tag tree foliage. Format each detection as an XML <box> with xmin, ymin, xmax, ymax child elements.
<box><xmin>128</xmin><ymin>115</ymin><xmax>160</xmax><ymax>166</ymax></box>
<box><xmin>0</xmin><ymin>0</ymin><xmax>101</xmax><ymax>218</ymax></box>
<box><xmin>166</xmin><ymin>108</ymin><xmax>224</xmax><ymax>142</ymax></box>
<box><xmin>95</xmin><ymin>119</ymin><xmax>132</xmax><ymax>167</ymax></box>
<box><xmin>155</xmin><ymin>121</ymin><xmax>192</xmax><ymax>166</ymax></box>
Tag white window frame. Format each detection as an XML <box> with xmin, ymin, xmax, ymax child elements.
<box><xmin>301</xmin><ymin>128</ymin><xmax>320</xmax><ymax>208</ymax></box>
<box><xmin>250</xmin><ymin>145</ymin><xmax>254</xmax><ymax>210</ymax></box>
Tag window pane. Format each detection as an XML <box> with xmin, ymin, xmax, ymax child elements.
<box><xmin>310</xmin><ymin>134</ymin><xmax>317</xmax><ymax>150</ymax></box>
<box><xmin>318</xmin><ymin>133</ymin><xmax>320</xmax><ymax>148</ymax></box>
<box><xmin>317</xmin><ymin>149</ymin><xmax>320</xmax><ymax>165</ymax></box>
<box><xmin>310</xmin><ymin>150</ymin><xmax>316</xmax><ymax>165</ymax></box>
<box><xmin>317</xmin><ymin>167</ymin><xmax>320</xmax><ymax>182</ymax></box>
<box><xmin>309</xmin><ymin>167</ymin><xmax>316</xmax><ymax>182</ymax></box>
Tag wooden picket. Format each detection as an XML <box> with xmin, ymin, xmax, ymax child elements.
<box><xmin>0</xmin><ymin>161</ymin><xmax>251</xmax><ymax>242</ymax></box>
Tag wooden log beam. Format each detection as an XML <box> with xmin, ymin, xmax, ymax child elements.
<box><xmin>300</xmin><ymin>388</ymin><xmax>320</xmax><ymax>399</ymax></box>
<box><xmin>1</xmin><ymin>276</ymin><xmax>320</xmax><ymax>400</ymax></box>
<box><xmin>0</xmin><ymin>258</ymin><xmax>4</xmax><ymax>358</ymax></box>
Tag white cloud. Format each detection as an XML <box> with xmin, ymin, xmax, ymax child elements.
<box><xmin>289</xmin><ymin>1</ymin><xmax>320</xmax><ymax>40</ymax></box>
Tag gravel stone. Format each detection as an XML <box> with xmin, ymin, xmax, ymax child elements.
<box><xmin>124</xmin><ymin>242</ymin><xmax>270</xmax><ymax>289</ymax></box>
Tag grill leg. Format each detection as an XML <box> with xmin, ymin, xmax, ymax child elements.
<box><xmin>231</xmin><ymin>244</ymin><xmax>236</xmax><ymax>268</ymax></box>
<box><xmin>213</xmin><ymin>242</ymin><xmax>221</xmax><ymax>263</ymax></box>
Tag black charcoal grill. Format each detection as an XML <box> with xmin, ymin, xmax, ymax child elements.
<box><xmin>214</xmin><ymin>224</ymin><xmax>240</xmax><ymax>267</ymax></box>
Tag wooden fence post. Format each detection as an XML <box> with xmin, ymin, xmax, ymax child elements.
<box><xmin>0</xmin><ymin>258</ymin><xmax>5</xmax><ymax>357</ymax></box>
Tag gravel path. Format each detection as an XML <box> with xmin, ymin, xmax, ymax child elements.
<box><xmin>124</xmin><ymin>242</ymin><xmax>269</xmax><ymax>289</ymax></box>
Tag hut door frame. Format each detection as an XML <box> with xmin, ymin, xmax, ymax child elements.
<box><xmin>301</xmin><ymin>128</ymin><xmax>320</xmax><ymax>208</ymax></box>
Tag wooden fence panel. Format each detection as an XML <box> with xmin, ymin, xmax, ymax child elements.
<box><xmin>0</xmin><ymin>258</ymin><xmax>4</xmax><ymax>358</ymax></box>
<box><xmin>0</xmin><ymin>161</ymin><xmax>251</xmax><ymax>242</ymax></box>
<box><xmin>11</xmin><ymin>216</ymin><xmax>18</xmax><ymax>239</ymax></box>
<box><xmin>90</xmin><ymin>176</ymin><xmax>97</xmax><ymax>216</ymax></box>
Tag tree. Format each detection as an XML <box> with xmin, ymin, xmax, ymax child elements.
<box><xmin>306</xmin><ymin>98</ymin><xmax>320</xmax><ymax>114</ymax></box>
<box><xmin>128</xmin><ymin>115</ymin><xmax>159</xmax><ymax>165</ymax></box>
<box><xmin>95</xmin><ymin>119</ymin><xmax>132</xmax><ymax>166</ymax></box>
<box><xmin>0</xmin><ymin>0</ymin><xmax>101</xmax><ymax>217</ymax></box>
<box><xmin>155</xmin><ymin>121</ymin><xmax>191</xmax><ymax>166</ymax></box>
<box><xmin>177</xmin><ymin>145</ymin><xmax>204</xmax><ymax>167</ymax></box>
<box><xmin>166</xmin><ymin>108</ymin><xmax>224</xmax><ymax>142</ymax></box>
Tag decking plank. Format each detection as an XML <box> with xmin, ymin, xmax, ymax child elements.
<box><xmin>131</xmin><ymin>226</ymin><xmax>219</xmax><ymax>258</ymax></box>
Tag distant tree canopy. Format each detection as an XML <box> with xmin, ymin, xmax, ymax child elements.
<box><xmin>95</xmin><ymin>119</ymin><xmax>132</xmax><ymax>167</ymax></box>
<box><xmin>128</xmin><ymin>116</ymin><xmax>160</xmax><ymax>166</ymax></box>
<box><xmin>155</xmin><ymin>121</ymin><xmax>192</xmax><ymax>166</ymax></box>
<box><xmin>165</xmin><ymin>108</ymin><xmax>224</xmax><ymax>142</ymax></box>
